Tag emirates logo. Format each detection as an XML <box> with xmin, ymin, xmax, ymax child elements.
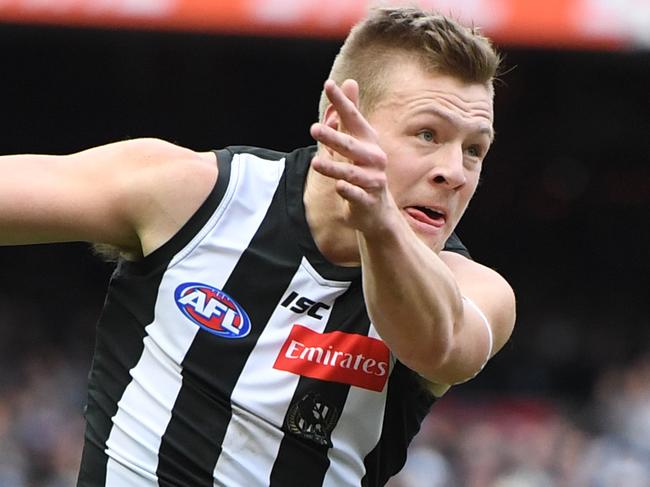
<box><xmin>273</xmin><ymin>324</ymin><xmax>391</xmax><ymax>392</ymax></box>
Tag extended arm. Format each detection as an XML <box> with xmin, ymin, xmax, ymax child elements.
<box><xmin>0</xmin><ymin>138</ymin><xmax>217</xmax><ymax>258</ymax></box>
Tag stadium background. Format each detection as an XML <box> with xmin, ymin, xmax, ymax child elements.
<box><xmin>0</xmin><ymin>1</ymin><xmax>648</xmax><ymax>485</ymax></box>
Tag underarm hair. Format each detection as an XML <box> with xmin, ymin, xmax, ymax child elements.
<box><xmin>91</xmin><ymin>243</ymin><xmax>122</xmax><ymax>262</ymax></box>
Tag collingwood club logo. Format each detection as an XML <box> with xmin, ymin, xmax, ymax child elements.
<box><xmin>285</xmin><ymin>392</ymin><xmax>339</xmax><ymax>447</ymax></box>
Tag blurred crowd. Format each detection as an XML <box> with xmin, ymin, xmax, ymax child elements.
<box><xmin>1</xmin><ymin>343</ymin><xmax>649</xmax><ymax>486</ymax></box>
<box><xmin>0</xmin><ymin>351</ymin><xmax>86</xmax><ymax>486</ymax></box>
<box><xmin>390</xmin><ymin>356</ymin><xmax>650</xmax><ymax>487</ymax></box>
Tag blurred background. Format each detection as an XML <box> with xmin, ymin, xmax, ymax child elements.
<box><xmin>0</xmin><ymin>0</ymin><xmax>648</xmax><ymax>485</ymax></box>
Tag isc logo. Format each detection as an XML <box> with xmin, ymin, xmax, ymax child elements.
<box><xmin>281</xmin><ymin>291</ymin><xmax>331</xmax><ymax>320</ymax></box>
<box><xmin>174</xmin><ymin>282</ymin><xmax>251</xmax><ymax>339</ymax></box>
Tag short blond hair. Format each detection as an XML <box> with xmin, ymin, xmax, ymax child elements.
<box><xmin>318</xmin><ymin>7</ymin><xmax>502</xmax><ymax>120</ymax></box>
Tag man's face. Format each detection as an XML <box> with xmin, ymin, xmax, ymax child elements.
<box><xmin>366</xmin><ymin>61</ymin><xmax>494</xmax><ymax>252</ymax></box>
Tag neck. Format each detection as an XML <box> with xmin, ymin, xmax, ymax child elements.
<box><xmin>304</xmin><ymin>166</ymin><xmax>360</xmax><ymax>267</ymax></box>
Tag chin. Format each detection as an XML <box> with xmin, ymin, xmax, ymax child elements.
<box><xmin>402</xmin><ymin>211</ymin><xmax>453</xmax><ymax>252</ymax></box>
<box><xmin>413</xmin><ymin>229</ymin><xmax>446</xmax><ymax>253</ymax></box>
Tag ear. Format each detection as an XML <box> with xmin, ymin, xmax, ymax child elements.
<box><xmin>319</xmin><ymin>103</ymin><xmax>341</xmax><ymax>158</ymax></box>
<box><xmin>323</xmin><ymin>102</ymin><xmax>341</xmax><ymax>131</ymax></box>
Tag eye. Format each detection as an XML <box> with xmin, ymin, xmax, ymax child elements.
<box><xmin>465</xmin><ymin>144</ymin><xmax>483</xmax><ymax>159</ymax></box>
<box><xmin>417</xmin><ymin>130</ymin><xmax>435</xmax><ymax>143</ymax></box>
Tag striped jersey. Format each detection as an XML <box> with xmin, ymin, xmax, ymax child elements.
<box><xmin>77</xmin><ymin>145</ymin><xmax>470</xmax><ymax>487</ymax></box>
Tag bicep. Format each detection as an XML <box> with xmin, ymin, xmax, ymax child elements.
<box><xmin>0</xmin><ymin>146</ymin><xmax>135</xmax><ymax>248</ymax></box>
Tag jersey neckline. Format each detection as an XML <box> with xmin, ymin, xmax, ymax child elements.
<box><xmin>285</xmin><ymin>146</ymin><xmax>361</xmax><ymax>283</ymax></box>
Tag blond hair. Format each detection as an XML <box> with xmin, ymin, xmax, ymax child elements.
<box><xmin>318</xmin><ymin>7</ymin><xmax>502</xmax><ymax>120</ymax></box>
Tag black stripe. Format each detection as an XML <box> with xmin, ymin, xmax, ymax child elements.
<box><xmin>269</xmin><ymin>282</ymin><xmax>369</xmax><ymax>487</ymax></box>
<box><xmin>360</xmin><ymin>363</ymin><xmax>436</xmax><ymax>487</ymax></box>
<box><xmin>77</xmin><ymin>264</ymin><xmax>164</xmax><ymax>486</ymax></box>
<box><xmin>76</xmin><ymin>151</ymin><xmax>232</xmax><ymax>486</ymax></box>
<box><xmin>443</xmin><ymin>231</ymin><xmax>471</xmax><ymax>259</ymax></box>
<box><xmin>285</xmin><ymin>146</ymin><xmax>361</xmax><ymax>282</ymax></box>
<box><xmin>224</xmin><ymin>144</ymin><xmax>289</xmax><ymax>163</ymax></box>
<box><xmin>156</xmin><ymin>169</ymin><xmax>304</xmax><ymax>486</ymax></box>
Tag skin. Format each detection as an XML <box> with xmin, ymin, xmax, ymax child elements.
<box><xmin>0</xmin><ymin>139</ymin><xmax>217</xmax><ymax>258</ymax></box>
<box><xmin>307</xmin><ymin>62</ymin><xmax>494</xmax><ymax>259</ymax></box>
<box><xmin>0</xmin><ymin>59</ymin><xmax>514</xmax><ymax>387</ymax></box>
<box><xmin>306</xmin><ymin>59</ymin><xmax>515</xmax><ymax>385</ymax></box>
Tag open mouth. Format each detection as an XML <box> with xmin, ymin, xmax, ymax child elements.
<box><xmin>419</xmin><ymin>206</ymin><xmax>444</xmax><ymax>220</ymax></box>
<box><xmin>405</xmin><ymin>206</ymin><xmax>446</xmax><ymax>228</ymax></box>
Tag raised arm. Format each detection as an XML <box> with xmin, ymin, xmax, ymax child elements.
<box><xmin>0</xmin><ymin>138</ymin><xmax>217</xmax><ymax>258</ymax></box>
<box><xmin>310</xmin><ymin>79</ymin><xmax>515</xmax><ymax>386</ymax></box>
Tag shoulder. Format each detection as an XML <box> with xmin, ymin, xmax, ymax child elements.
<box><xmin>439</xmin><ymin>250</ymin><xmax>513</xmax><ymax>299</ymax></box>
<box><xmin>67</xmin><ymin>137</ymin><xmax>217</xmax><ymax>186</ymax></box>
<box><xmin>88</xmin><ymin>138</ymin><xmax>218</xmax><ymax>257</ymax></box>
<box><xmin>112</xmin><ymin>137</ymin><xmax>216</xmax><ymax>186</ymax></box>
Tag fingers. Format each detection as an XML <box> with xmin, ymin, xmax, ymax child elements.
<box><xmin>323</xmin><ymin>79</ymin><xmax>374</xmax><ymax>140</ymax></box>
<box><xmin>339</xmin><ymin>79</ymin><xmax>359</xmax><ymax>110</ymax></box>
<box><xmin>310</xmin><ymin>122</ymin><xmax>386</xmax><ymax>169</ymax></box>
<box><xmin>335</xmin><ymin>179</ymin><xmax>370</xmax><ymax>205</ymax></box>
<box><xmin>311</xmin><ymin>154</ymin><xmax>386</xmax><ymax>192</ymax></box>
<box><xmin>313</xmin><ymin>79</ymin><xmax>384</xmax><ymax>168</ymax></box>
<box><xmin>311</xmin><ymin>78</ymin><xmax>389</xmax><ymax>210</ymax></box>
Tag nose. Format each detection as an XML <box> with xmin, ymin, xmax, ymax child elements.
<box><xmin>429</xmin><ymin>143</ymin><xmax>467</xmax><ymax>189</ymax></box>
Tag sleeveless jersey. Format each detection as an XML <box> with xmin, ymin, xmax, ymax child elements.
<box><xmin>77</xmin><ymin>145</ymin><xmax>470</xmax><ymax>487</ymax></box>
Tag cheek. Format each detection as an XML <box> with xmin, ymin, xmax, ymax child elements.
<box><xmin>457</xmin><ymin>183</ymin><xmax>479</xmax><ymax>212</ymax></box>
<box><xmin>383</xmin><ymin>146</ymin><xmax>428</xmax><ymax>184</ymax></box>
<box><xmin>385</xmin><ymin>161</ymin><xmax>420</xmax><ymax>194</ymax></box>
<box><xmin>461</xmin><ymin>166</ymin><xmax>481</xmax><ymax>189</ymax></box>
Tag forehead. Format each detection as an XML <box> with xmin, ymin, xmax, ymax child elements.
<box><xmin>373</xmin><ymin>60</ymin><xmax>494</xmax><ymax>136</ymax></box>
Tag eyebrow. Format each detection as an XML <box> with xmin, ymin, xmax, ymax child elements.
<box><xmin>414</xmin><ymin>106</ymin><xmax>495</xmax><ymax>142</ymax></box>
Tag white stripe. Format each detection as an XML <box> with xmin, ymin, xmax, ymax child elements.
<box><xmin>105</xmin><ymin>334</ymin><xmax>190</xmax><ymax>483</ymax></box>
<box><xmin>105</xmin><ymin>154</ymin><xmax>285</xmax><ymax>484</ymax></box>
<box><xmin>462</xmin><ymin>295</ymin><xmax>493</xmax><ymax>360</ymax></box>
<box><xmin>102</xmin><ymin>457</ymin><xmax>157</xmax><ymax>486</ymax></box>
<box><xmin>213</xmin><ymin>256</ymin><xmax>351</xmax><ymax>486</ymax></box>
<box><xmin>168</xmin><ymin>153</ymin><xmax>285</xmax><ymax>269</ymax></box>
<box><xmin>322</xmin><ymin>324</ymin><xmax>391</xmax><ymax>487</ymax></box>
<box><xmin>446</xmin><ymin>296</ymin><xmax>494</xmax><ymax>386</ymax></box>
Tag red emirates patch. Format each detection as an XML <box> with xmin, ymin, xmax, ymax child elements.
<box><xmin>273</xmin><ymin>324</ymin><xmax>390</xmax><ymax>392</ymax></box>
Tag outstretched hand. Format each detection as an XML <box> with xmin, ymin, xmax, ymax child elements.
<box><xmin>310</xmin><ymin>79</ymin><xmax>401</xmax><ymax>236</ymax></box>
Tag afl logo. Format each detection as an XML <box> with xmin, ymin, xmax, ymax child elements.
<box><xmin>174</xmin><ymin>282</ymin><xmax>251</xmax><ymax>339</ymax></box>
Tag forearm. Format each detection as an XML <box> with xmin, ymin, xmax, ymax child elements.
<box><xmin>357</xmin><ymin>221</ymin><xmax>464</xmax><ymax>378</ymax></box>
